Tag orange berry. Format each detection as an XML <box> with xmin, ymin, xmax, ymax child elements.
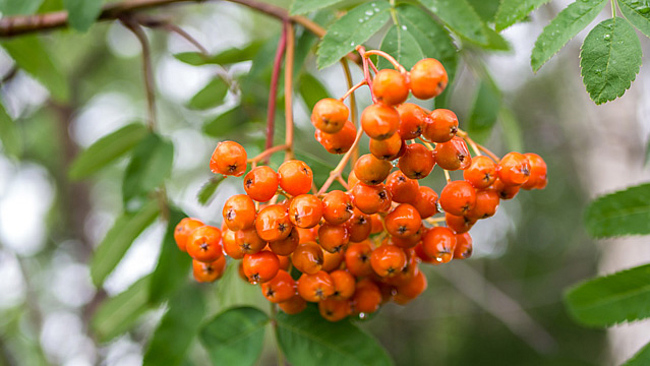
<box><xmin>318</xmin><ymin>224</ymin><xmax>350</xmax><ymax>253</ymax></box>
<box><xmin>361</xmin><ymin>103</ymin><xmax>400</xmax><ymax>140</ymax></box>
<box><xmin>351</xmin><ymin>183</ymin><xmax>392</xmax><ymax>214</ymax></box>
<box><xmin>385</xmin><ymin>170</ymin><xmax>419</xmax><ymax>204</ymax></box>
<box><xmin>345</xmin><ymin>208</ymin><xmax>372</xmax><ymax>243</ymax></box>
<box><xmin>242</xmin><ymin>250</ymin><xmax>280</xmax><ymax>284</ymax></box>
<box><xmin>311</xmin><ymin>98</ymin><xmax>349</xmax><ymax>133</ymax></box>
<box><xmin>174</xmin><ymin>217</ymin><xmax>204</xmax><ymax>252</ymax></box>
<box><xmin>440</xmin><ymin>180</ymin><xmax>477</xmax><ymax>216</ymax></box>
<box><xmin>315</xmin><ymin>120</ymin><xmax>357</xmax><ymax>154</ymax></box>
<box><xmin>322</xmin><ymin>250</ymin><xmax>344</xmax><ymax>272</ymax></box>
<box><xmin>411</xmin><ymin>186</ymin><xmax>438</xmax><ymax>219</ymax></box>
<box><xmin>352</xmin><ymin>280</ymin><xmax>382</xmax><ymax>314</ymax></box>
<box><xmin>522</xmin><ymin>153</ymin><xmax>547</xmax><ymax>190</ymax></box>
<box><xmin>423</xmin><ymin>109</ymin><xmax>458</xmax><ymax>143</ymax></box>
<box><xmin>297</xmin><ymin>271</ymin><xmax>335</xmax><ymax>302</ymax></box>
<box><xmin>330</xmin><ymin>269</ymin><xmax>356</xmax><ymax>300</ymax></box>
<box><xmin>491</xmin><ymin>178</ymin><xmax>520</xmax><ymax>200</ymax></box>
<box><xmin>497</xmin><ymin>152</ymin><xmax>530</xmax><ymax>186</ymax></box>
<box><xmin>255</xmin><ymin>204</ymin><xmax>293</xmax><ymax>242</ymax></box>
<box><xmin>261</xmin><ymin>270</ymin><xmax>296</xmax><ymax>303</ymax></box>
<box><xmin>223</xmin><ymin>228</ymin><xmax>245</xmax><ymax>259</ymax></box>
<box><xmin>235</xmin><ymin>227</ymin><xmax>266</xmax><ymax>255</ymax></box>
<box><xmin>384</xmin><ymin>203</ymin><xmax>422</xmax><ymax>238</ymax></box>
<box><xmin>319</xmin><ymin>298</ymin><xmax>352</xmax><ymax>322</ymax></box>
<box><xmin>289</xmin><ymin>194</ymin><xmax>323</xmax><ymax>229</ymax></box>
<box><xmin>398</xmin><ymin>143</ymin><xmax>435</xmax><ymax>179</ymax></box>
<box><xmin>466</xmin><ymin>189</ymin><xmax>500</xmax><ymax>219</ymax></box>
<box><xmin>435</xmin><ymin>136</ymin><xmax>471</xmax><ymax>171</ymax></box>
<box><xmin>397</xmin><ymin>103</ymin><xmax>429</xmax><ymax>140</ymax></box>
<box><xmin>192</xmin><ymin>256</ymin><xmax>226</xmax><ymax>283</ymax></box>
<box><xmin>210</xmin><ymin>141</ymin><xmax>247</xmax><ymax>176</ymax></box>
<box><xmin>445</xmin><ymin>213</ymin><xmax>476</xmax><ymax>234</ymax></box>
<box><xmin>278</xmin><ymin>294</ymin><xmax>307</xmax><ymax>314</ymax></box>
<box><xmin>187</xmin><ymin>225</ymin><xmax>223</xmax><ymax>263</ymax></box>
<box><xmin>353</xmin><ymin>153</ymin><xmax>393</xmax><ymax>185</ymax></box>
<box><xmin>453</xmin><ymin>233</ymin><xmax>473</xmax><ymax>259</ymax></box>
<box><xmin>372</xmin><ymin>69</ymin><xmax>409</xmax><ymax>105</ymax></box>
<box><xmin>244</xmin><ymin>166</ymin><xmax>279</xmax><ymax>202</ymax></box>
<box><xmin>409</xmin><ymin>58</ymin><xmax>448</xmax><ymax>99</ymax></box>
<box><xmin>322</xmin><ymin>190</ymin><xmax>353</xmax><ymax>225</ymax></box>
<box><xmin>370</xmin><ymin>244</ymin><xmax>407</xmax><ymax>277</ymax></box>
<box><xmin>278</xmin><ymin>160</ymin><xmax>313</xmax><ymax>196</ymax></box>
<box><xmin>291</xmin><ymin>242</ymin><xmax>324</xmax><ymax>275</ymax></box>
<box><xmin>222</xmin><ymin>194</ymin><xmax>256</xmax><ymax>231</ymax></box>
<box><xmin>394</xmin><ymin>269</ymin><xmax>427</xmax><ymax>304</ymax></box>
<box><xmin>268</xmin><ymin>227</ymin><xmax>300</xmax><ymax>256</ymax></box>
<box><xmin>369</xmin><ymin>133</ymin><xmax>403</xmax><ymax>160</ymax></box>
<box><xmin>345</xmin><ymin>241</ymin><xmax>374</xmax><ymax>277</ymax></box>
<box><xmin>422</xmin><ymin>226</ymin><xmax>456</xmax><ymax>263</ymax></box>
<box><xmin>463</xmin><ymin>156</ymin><xmax>497</xmax><ymax>189</ymax></box>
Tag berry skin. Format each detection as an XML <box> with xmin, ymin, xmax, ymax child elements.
<box><xmin>345</xmin><ymin>241</ymin><xmax>374</xmax><ymax>277</ymax></box>
<box><xmin>445</xmin><ymin>213</ymin><xmax>476</xmax><ymax>234</ymax></box>
<box><xmin>435</xmin><ymin>137</ymin><xmax>472</xmax><ymax>171</ymax></box>
<box><xmin>222</xmin><ymin>194</ymin><xmax>256</xmax><ymax>231</ymax></box>
<box><xmin>397</xmin><ymin>103</ymin><xmax>430</xmax><ymax>140</ymax></box>
<box><xmin>372</xmin><ymin>69</ymin><xmax>409</xmax><ymax>105</ymax></box>
<box><xmin>522</xmin><ymin>153</ymin><xmax>547</xmax><ymax>190</ymax></box>
<box><xmin>322</xmin><ymin>250</ymin><xmax>344</xmax><ymax>272</ymax></box>
<box><xmin>353</xmin><ymin>153</ymin><xmax>393</xmax><ymax>185</ymax></box>
<box><xmin>491</xmin><ymin>178</ymin><xmax>520</xmax><ymax>200</ymax></box>
<box><xmin>242</xmin><ymin>250</ymin><xmax>280</xmax><ymax>284</ymax></box>
<box><xmin>440</xmin><ymin>180</ymin><xmax>477</xmax><ymax>216</ymax></box>
<box><xmin>384</xmin><ymin>204</ymin><xmax>422</xmax><ymax>238</ymax></box>
<box><xmin>394</xmin><ymin>269</ymin><xmax>427</xmax><ymax>304</ymax></box>
<box><xmin>463</xmin><ymin>155</ymin><xmax>497</xmax><ymax>189</ymax></box>
<box><xmin>187</xmin><ymin>225</ymin><xmax>223</xmax><ymax>263</ymax></box>
<box><xmin>466</xmin><ymin>189</ymin><xmax>500</xmax><ymax>219</ymax></box>
<box><xmin>278</xmin><ymin>294</ymin><xmax>307</xmax><ymax>314</ymax></box>
<box><xmin>311</xmin><ymin>98</ymin><xmax>349</xmax><ymax>133</ymax></box>
<box><xmin>351</xmin><ymin>183</ymin><xmax>392</xmax><ymax>214</ymax></box>
<box><xmin>289</xmin><ymin>194</ymin><xmax>323</xmax><ymax>229</ymax></box>
<box><xmin>385</xmin><ymin>170</ymin><xmax>419</xmax><ymax>204</ymax></box>
<box><xmin>255</xmin><ymin>204</ymin><xmax>293</xmax><ymax>242</ymax></box>
<box><xmin>244</xmin><ymin>166</ymin><xmax>279</xmax><ymax>202</ymax></box>
<box><xmin>235</xmin><ymin>227</ymin><xmax>266</xmax><ymax>255</ymax></box>
<box><xmin>174</xmin><ymin>218</ymin><xmax>204</xmax><ymax>252</ymax></box>
<box><xmin>261</xmin><ymin>270</ymin><xmax>296</xmax><ymax>303</ymax></box>
<box><xmin>423</xmin><ymin>109</ymin><xmax>458</xmax><ymax>143</ymax></box>
<box><xmin>318</xmin><ymin>224</ymin><xmax>350</xmax><ymax>253</ymax></box>
<box><xmin>210</xmin><ymin>141</ymin><xmax>247</xmax><ymax>176</ymax></box>
<box><xmin>322</xmin><ymin>190</ymin><xmax>354</xmax><ymax>225</ymax></box>
<box><xmin>330</xmin><ymin>269</ymin><xmax>356</xmax><ymax>300</ymax></box>
<box><xmin>411</xmin><ymin>186</ymin><xmax>439</xmax><ymax>219</ymax></box>
<box><xmin>297</xmin><ymin>271</ymin><xmax>335</xmax><ymax>302</ymax></box>
<box><xmin>369</xmin><ymin>133</ymin><xmax>403</xmax><ymax>160</ymax></box>
<box><xmin>453</xmin><ymin>233</ymin><xmax>473</xmax><ymax>259</ymax></box>
<box><xmin>370</xmin><ymin>244</ymin><xmax>407</xmax><ymax>277</ymax></box>
<box><xmin>409</xmin><ymin>58</ymin><xmax>448</xmax><ymax>99</ymax></box>
<box><xmin>278</xmin><ymin>160</ymin><xmax>313</xmax><ymax>196</ymax></box>
<box><xmin>398</xmin><ymin>143</ymin><xmax>435</xmax><ymax>180</ymax></box>
<box><xmin>192</xmin><ymin>256</ymin><xmax>226</xmax><ymax>283</ymax></box>
<box><xmin>223</xmin><ymin>229</ymin><xmax>245</xmax><ymax>259</ymax></box>
<box><xmin>422</xmin><ymin>226</ymin><xmax>457</xmax><ymax>263</ymax></box>
<box><xmin>319</xmin><ymin>298</ymin><xmax>352</xmax><ymax>322</ymax></box>
<box><xmin>497</xmin><ymin>152</ymin><xmax>530</xmax><ymax>186</ymax></box>
<box><xmin>352</xmin><ymin>279</ymin><xmax>382</xmax><ymax>314</ymax></box>
<box><xmin>268</xmin><ymin>227</ymin><xmax>300</xmax><ymax>256</ymax></box>
<box><xmin>361</xmin><ymin>103</ymin><xmax>400</xmax><ymax>140</ymax></box>
<box><xmin>345</xmin><ymin>208</ymin><xmax>372</xmax><ymax>243</ymax></box>
<box><xmin>291</xmin><ymin>242</ymin><xmax>324</xmax><ymax>275</ymax></box>
<box><xmin>315</xmin><ymin>120</ymin><xmax>357</xmax><ymax>154</ymax></box>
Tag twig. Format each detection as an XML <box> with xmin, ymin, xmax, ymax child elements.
<box><xmin>317</xmin><ymin>128</ymin><xmax>363</xmax><ymax>195</ymax></box>
<box><xmin>284</xmin><ymin>22</ymin><xmax>295</xmax><ymax>160</ymax></box>
<box><xmin>266</xmin><ymin>23</ymin><xmax>287</xmax><ymax>156</ymax></box>
<box><xmin>247</xmin><ymin>144</ymin><xmax>289</xmax><ymax>163</ymax></box>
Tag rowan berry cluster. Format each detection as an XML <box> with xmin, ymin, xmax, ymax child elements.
<box><xmin>174</xmin><ymin>51</ymin><xmax>547</xmax><ymax>322</ymax></box>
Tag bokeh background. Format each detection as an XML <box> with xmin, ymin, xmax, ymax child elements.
<box><xmin>1</xmin><ymin>0</ymin><xmax>650</xmax><ymax>365</ymax></box>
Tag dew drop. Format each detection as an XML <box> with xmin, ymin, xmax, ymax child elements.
<box><xmin>603</xmin><ymin>34</ymin><xmax>611</xmax><ymax>40</ymax></box>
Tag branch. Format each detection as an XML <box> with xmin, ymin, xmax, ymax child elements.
<box><xmin>266</xmin><ymin>23</ymin><xmax>287</xmax><ymax>155</ymax></box>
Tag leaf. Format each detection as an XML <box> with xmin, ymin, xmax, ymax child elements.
<box><xmin>0</xmin><ymin>0</ymin><xmax>44</xmax><ymax>15</ymax></box>
<box><xmin>498</xmin><ymin>107</ymin><xmax>523</xmax><ymax>152</ymax></box>
<box><xmin>299</xmin><ymin>73</ymin><xmax>330</xmax><ymax>111</ymax></box>
<box><xmin>197</xmin><ymin>176</ymin><xmax>226</xmax><ymax>206</ymax></box>
<box><xmin>494</xmin><ymin>0</ymin><xmax>551</xmax><ymax>31</ymax></box>
<box><xmin>91</xmin><ymin>275</ymin><xmax>153</xmax><ymax>342</ymax></box>
<box><xmin>187</xmin><ymin>78</ymin><xmax>229</xmax><ymax>110</ymax></box>
<box><xmin>418</xmin><ymin>0</ymin><xmax>488</xmax><ymax>45</ymax></box>
<box><xmin>584</xmin><ymin>183</ymin><xmax>650</xmax><ymax>238</ymax></box>
<box><xmin>69</xmin><ymin>123</ymin><xmax>148</xmax><ymax>180</ymax></box>
<box><xmin>90</xmin><ymin>200</ymin><xmax>160</xmax><ymax>287</ymax></box>
<box><xmin>1</xmin><ymin>35</ymin><xmax>70</xmax><ymax>102</ymax></box>
<box><xmin>565</xmin><ymin>264</ymin><xmax>650</xmax><ymax>327</ymax></box>
<box><xmin>276</xmin><ymin>306</ymin><xmax>394</xmax><ymax>366</ymax></box>
<box><xmin>174</xmin><ymin>42</ymin><xmax>263</xmax><ymax>66</ymax></box>
<box><xmin>467</xmin><ymin>79</ymin><xmax>501</xmax><ymax>143</ymax></box>
<box><xmin>467</xmin><ymin>0</ymin><xmax>501</xmax><ymax>22</ymax></box>
<box><xmin>290</xmin><ymin>0</ymin><xmax>345</xmax><ymax>15</ymax></box>
<box><xmin>618</xmin><ymin>0</ymin><xmax>650</xmax><ymax>39</ymax></box>
<box><xmin>624</xmin><ymin>341</ymin><xmax>650</xmax><ymax>366</ymax></box>
<box><xmin>0</xmin><ymin>102</ymin><xmax>21</xmax><ymax>158</ymax></box>
<box><xmin>148</xmin><ymin>209</ymin><xmax>190</xmax><ymax>304</ymax></box>
<box><xmin>395</xmin><ymin>4</ymin><xmax>458</xmax><ymax>81</ymax></box>
<box><xmin>143</xmin><ymin>286</ymin><xmax>206</xmax><ymax>366</ymax></box>
<box><xmin>317</xmin><ymin>1</ymin><xmax>391</xmax><ymax>69</ymax></box>
<box><xmin>482</xmin><ymin>25</ymin><xmax>512</xmax><ymax>51</ymax></box>
<box><xmin>580</xmin><ymin>17</ymin><xmax>642</xmax><ymax>104</ymax></box>
<box><xmin>122</xmin><ymin>133</ymin><xmax>174</xmax><ymax>204</ymax></box>
<box><xmin>63</xmin><ymin>0</ymin><xmax>103</xmax><ymax>32</ymax></box>
<box><xmin>531</xmin><ymin>0</ymin><xmax>608</xmax><ymax>72</ymax></box>
<box><xmin>377</xmin><ymin>25</ymin><xmax>425</xmax><ymax>70</ymax></box>
<box><xmin>203</xmin><ymin>106</ymin><xmax>250</xmax><ymax>137</ymax></box>
<box><xmin>200</xmin><ymin>307</ymin><xmax>269</xmax><ymax>366</ymax></box>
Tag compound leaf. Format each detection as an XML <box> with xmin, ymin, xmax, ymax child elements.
<box><xmin>585</xmin><ymin>182</ymin><xmax>650</xmax><ymax>238</ymax></box>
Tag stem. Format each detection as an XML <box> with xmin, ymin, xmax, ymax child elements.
<box><xmin>355</xmin><ymin>46</ymin><xmax>377</xmax><ymax>103</ymax></box>
<box><xmin>340</xmin><ymin>58</ymin><xmax>360</xmax><ymax>169</ymax></box>
<box><xmin>426</xmin><ymin>216</ymin><xmax>446</xmax><ymax>225</ymax></box>
<box><xmin>317</xmin><ymin>128</ymin><xmax>364</xmax><ymax>195</ymax></box>
<box><xmin>611</xmin><ymin>0</ymin><xmax>616</xmax><ymax>17</ymax></box>
<box><xmin>284</xmin><ymin>22</ymin><xmax>295</xmax><ymax>160</ymax></box>
<box><xmin>478</xmin><ymin>145</ymin><xmax>501</xmax><ymax>163</ymax></box>
<box><xmin>363</xmin><ymin>50</ymin><xmax>406</xmax><ymax>73</ymax></box>
<box><xmin>443</xmin><ymin>169</ymin><xmax>451</xmax><ymax>183</ymax></box>
<box><xmin>266</xmin><ymin>23</ymin><xmax>287</xmax><ymax>155</ymax></box>
<box><xmin>458</xmin><ymin>132</ymin><xmax>482</xmax><ymax>157</ymax></box>
<box><xmin>162</xmin><ymin>22</ymin><xmax>208</xmax><ymax>54</ymax></box>
<box><xmin>338</xmin><ymin>80</ymin><xmax>366</xmax><ymax>102</ymax></box>
<box><xmin>247</xmin><ymin>144</ymin><xmax>289</xmax><ymax>163</ymax></box>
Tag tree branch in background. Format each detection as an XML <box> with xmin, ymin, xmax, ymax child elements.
<box><xmin>266</xmin><ymin>22</ymin><xmax>287</xmax><ymax>158</ymax></box>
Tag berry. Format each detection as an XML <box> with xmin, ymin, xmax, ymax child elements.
<box><xmin>372</xmin><ymin>69</ymin><xmax>409</xmax><ymax>105</ymax></box>
<box><xmin>491</xmin><ymin>178</ymin><xmax>520</xmax><ymax>200</ymax></box>
<box><xmin>439</xmin><ymin>180</ymin><xmax>477</xmax><ymax>216</ymax></box>
<box><xmin>255</xmin><ymin>204</ymin><xmax>293</xmax><ymax>242</ymax></box>
<box><xmin>315</xmin><ymin>120</ymin><xmax>357</xmax><ymax>154</ymax></box>
<box><xmin>352</xmin><ymin>280</ymin><xmax>382</xmax><ymax>314</ymax></box>
<box><xmin>192</xmin><ymin>256</ymin><xmax>226</xmax><ymax>283</ymax></box>
<box><xmin>423</xmin><ymin>109</ymin><xmax>458</xmax><ymax>143</ymax></box>
<box><xmin>351</xmin><ymin>183</ymin><xmax>392</xmax><ymax>214</ymax></box>
<box><xmin>466</xmin><ymin>189</ymin><xmax>500</xmax><ymax>219</ymax></box>
<box><xmin>322</xmin><ymin>250</ymin><xmax>344</xmax><ymax>272</ymax></box>
<box><xmin>497</xmin><ymin>152</ymin><xmax>530</xmax><ymax>186</ymax></box>
<box><xmin>345</xmin><ymin>241</ymin><xmax>374</xmax><ymax>277</ymax></box>
<box><xmin>244</xmin><ymin>166</ymin><xmax>279</xmax><ymax>202</ymax></box>
<box><xmin>522</xmin><ymin>153</ymin><xmax>547</xmax><ymax>190</ymax></box>
<box><xmin>174</xmin><ymin>218</ymin><xmax>204</xmax><ymax>252</ymax></box>
<box><xmin>353</xmin><ymin>153</ymin><xmax>393</xmax><ymax>185</ymax></box>
<box><xmin>289</xmin><ymin>194</ymin><xmax>323</xmax><ymax>229</ymax></box>
<box><xmin>278</xmin><ymin>160</ymin><xmax>313</xmax><ymax>196</ymax></box>
<box><xmin>463</xmin><ymin>156</ymin><xmax>497</xmax><ymax>189</ymax></box>
<box><xmin>330</xmin><ymin>269</ymin><xmax>356</xmax><ymax>300</ymax></box>
<box><xmin>422</xmin><ymin>226</ymin><xmax>456</xmax><ymax>263</ymax></box>
<box><xmin>242</xmin><ymin>250</ymin><xmax>280</xmax><ymax>284</ymax></box>
<box><xmin>385</xmin><ymin>170</ymin><xmax>419</xmax><ymax>204</ymax></box>
<box><xmin>361</xmin><ymin>103</ymin><xmax>400</xmax><ymax>140</ymax></box>
<box><xmin>268</xmin><ymin>227</ymin><xmax>300</xmax><ymax>256</ymax></box>
<box><xmin>278</xmin><ymin>295</ymin><xmax>307</xmax><ymax>314</ymax></box>
<box><xmin>394</xmin><ymin>269</ymin><xmax>427</xmax><ymax>304</ymax></box>
<box><xmin>261</xmin><ymin>270</ymin><xmax>296</xmax><ymax>303</ymax></box>
<box><xmin>210</xmin><ymin>141</ymin><xmax>247</xmax><ymax>176</ymax></box>
<box><xmin>370</xmin><ymin>244</ymin><xmax>407</xmax><ymax>277</ymax></box>
<box><xmin>409</xmin><ymin>58</ymin><xmax>448</xmax><ymax>99</ymax></box>
<box><xmin>411</xmin><ymin>186</ymin><xmax>439</xmax><ymax>219</ymax></box>
<box><xmin>311</xmin><ymin>98</ymin><xmax>349</xmax><ymax>133</ymax></box>
<box><xmin>292</xmin><ymin>242</ymin><xmax>324</xmax><ymax>275</ymax></box>
<box><xmin>318</xmin><ymin>223</ymin><xmax>350</xmax><ymax>253</ymax></box>
<box><xmin>322</xmin><ymin>190</ymin><xmax>354</xmax><ymax>225</ymax></box>
<box><xmin>223</xmin><ymin>228</ymin><xmax>245</xmax><ymax>259</ymax></box>
<box><xmin>319</xmin><ymin>298</ymin><xmax>352</xmax><ymax>322</ymax></box>
<box><xmin>398</xmin><ymin>143</ymin><xmax>435</xmax><ymax>179</ymax></box>
<box><xmin>384</xmin><ymin>204</ymin><xmax>422</xmax><ymax>238</ymax></box>
<box><xmin>222</xmin><ymin>194</ymin><xmax>256</xmax><ymax>231</ymax></box>
<box><xmin>235</xmin><ymin>227</ymin><xmax>266</xmax><ymax>255</ymax></box>
<box><xmin>445</xmin><ymin>213</ymin><xmax>475</xmax><ymax>234</ymax></box>
<box><xmin>297</xmin><ymin>271</ymin><xmax>335</xmax><ymax>302</ymax></box>
<box><xmin>453</xmin><ymin>233</ymin><xmax>473</xmax><ymax>259</ymax></box>
<box><xmin>435</xmin><ymin>137</ymin><xmax>471</xmax><ymax>171</ymax></box>
<box><xmin>345</xmin><ymin>208</ymin><xmax>372</xmax><ymax>243</ymax></box>
<box><xmin>187</xmin><ymin>225</ymin><xmax>223</xmax><ymax>263</ymax></box>
<box><xmin>397</xmin><ymin>103</ymin><xmax>429</xmax><ymax>140</ymax></box>
<box><xmin>369</xmin><ymin>133</ymin><xmax>403</xmax><ymax>160</ymax></box>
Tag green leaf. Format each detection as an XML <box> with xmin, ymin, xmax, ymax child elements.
<box><xmin>377</xmin><ymin>24</ymin><xmax>425</xmax><ymax>70</ymax></box>
<box><xmin>418</xmin><ymin>0</ymin><xmax>488</xmax><ymax>45</ymax></box>
<box><xmin>495</xmin><ymin>0</ymin><xmax>551</xmax><ymax>31</ymax></box>
<box><xmin>290</xmin><ymin>0</ymin><xmax>345</xmax><ymax>15</ymax></box>
<box><xmin>618</xmin><ymin>0</ymin><xmax>650</xmax><ymax>39</ymax></box>
<box><xmin>565</xmin><ymin>264</ymin><xmax>650</xmax><ymax>327</ymax></box>
<box><xmin>467</xmin><ymin>0</ymin><xmax>501</xmax><ymax>21</ymax></box>
<box><xmin>122</xmin><ymin>133</ymin><xmax>174</xmax><ymax>204</ymax></box>
<box><xmin>200</xmin><ymin>307</ymin><xmax>269</xmax><ymax>366</ymax></box>
<box><xmin>299</xmin><ymin>73</ymin><xmax>330</xmax><ymax>111</ymax></box>
<box><xmin>174</xmin><ymin>42</ymin><xmax>263</xmax><ymax>66</ymax></box>
<box><xmin>276</xmin><ymin>306</ymin><xmax>394</xmax><ymax>366</ymax></box>
<box><xmin>499</xmin><ymin>107</ymin><xmax>523</xmax><ymax>152</ymax></box>
<box><xmin>531</xmin><ymin>0</ymin><xmax>608</xmax><ymax>72</ymax></box>
<box><xmin>1</xmin><ymin>36</ymin><xmax>70</xmax><ymax>102</ymax></box>
<box><xmin>69</xmin><ymin>123</ymin><xmax>148</xmax><ymax>180</ymax></box>
<box><xmin>467</xmin><ymin>79</ymin><xmax>501</xmax><ymax>143</ymax></box>
<box><xmin>203</xmin><ymin>106</ymin><xmax>250</xmax><ymax>137</ymax></box>
<box><xmin>482</xmin><ymin>25</ymin><xmax>511</xmax><ymax>51</ymax></box>
<box><xmin>624</xmin><ymin>341</ymin><xmax>650</xmax><ymax>366</ymax></box>
<box><xmin>143</xmin><ymin>286</ymin><xmax>206</xmax><ymax>366</ymax></box>
<box><xmin>580</xmin><ymin>17</ymin><xmax>642</xmax><ymax>104</ymax></box>
<box><xmin>63</xmin><ymin>0</ymin><xmax>103</xmax><ymax>32</ymax></box>
<box><xmin>317</xmin><ymin>1</ymin><xmax>391</xmax><ymax>69</ymax></box>
<box><xmin>0</xmin><ymin>102</ymin><xmax>21</xmax><ymax>158</ymax></box>
<box><xmin>148</xmin><ymin>209</ymin><xmax>191</xmax><ymax>304</ymax></box>
<box><xmin>0</xmin><ymin>0</ymin><xmax>44</xmax><ymax>15</ymax></box>
<box><xmin>197</xmin><ymin>176</ymin><xmax>226</xmax><ymax>206</ymax></box>
<box><xmin>584</xmin><ymin>182</ymin><xmax>650</xmax><ymax>238</ymax></box>
<box><xmin>188</xmin><ymin>78</ymin><xmax>229</xmax><ymax>110</ymax></box>
<box><xmin>92</xmin><ymin>275</ymin><xmax>153</xmax><ymax>342</ymax></box>
<box><xmin>395</xmin><ymin>4</ymin><xmax>458</xmax><ymax>81</ymax></box>
<box><xmin>90</xmin><ymin>200</ymin><xmax>160</xmax><ymax>287</ymax></box>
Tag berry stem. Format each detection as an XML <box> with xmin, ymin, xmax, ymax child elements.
<box><xmin>355</xmin><ymin>46</ymin><xmax>378</xmax><ymax>103</ymax></box>
<box><xmin>457</xmin><ymin>131</ymin><xmax>482</xmax><ymax>157</ymax></box>
<box><xmin>247</xmin><ymin>144</ymin><xmax>290</xmax><ymax>163</ymax></box>
<box><xmin>284</xmin><ymin>22</ymin><xmax>295</xmax><ymax>160</ymax></box>
<box><xmin>340</xmin><ymin>58</ymin><xmax>360</xmax><ymax>170</ymax></box>
<box><xmin>426</xmin><ymin>217</ymin><xmax>445</xmax><ymax>225</ymax></box>
<box><xmin>317</xmin><ymin>128</ymin><xmax>364</xmax><ymax>195</ymax></box>
<box><xmin>265</xmin><ymin>23</ymin><xmax>287</xmax><ymax>158</ymax></box>
<box><xmin>443</xmin><ymin>169</ymin><xmax>451</xmax><ymax>183</ymax></box>
<box><xmin>362</xmin><ymin>50</ymin><xmax>406</xmax><ymax>73</ymax></box>
<box><xmin>338</xmin><ymin>80</ymin><xmax>367</xmax><ymax>102</ymax></box>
